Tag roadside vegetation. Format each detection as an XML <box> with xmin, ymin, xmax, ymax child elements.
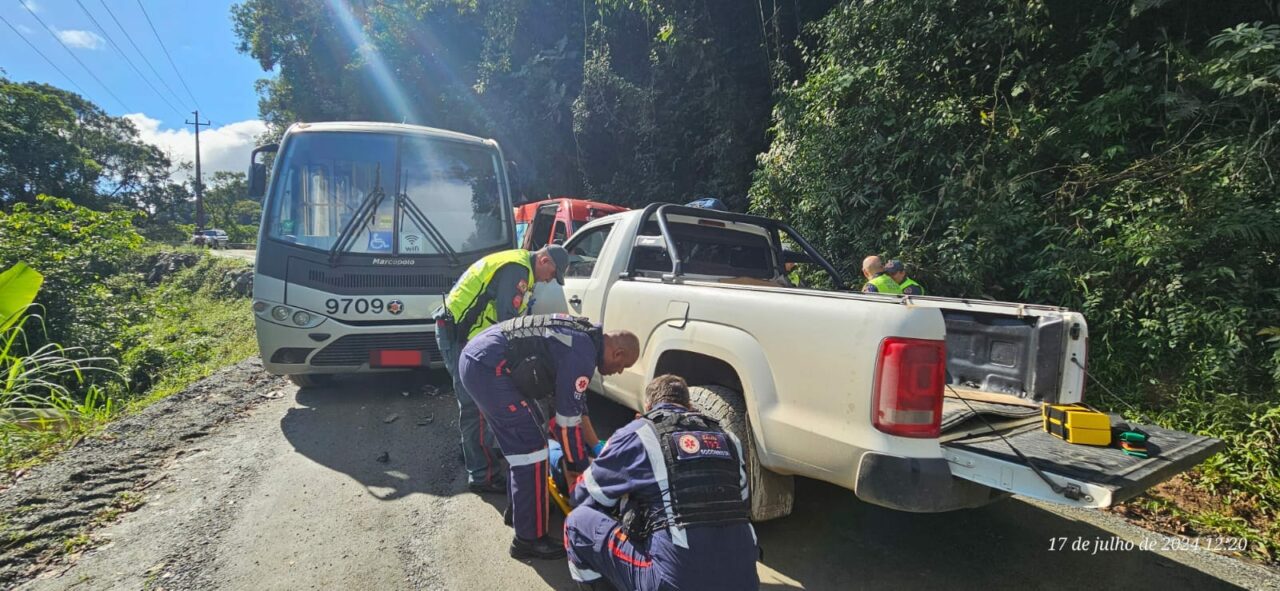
<box><xmin>0</xmin><ymin>196</ymin><xmax>256</xmax><ymax>472</ymax></box>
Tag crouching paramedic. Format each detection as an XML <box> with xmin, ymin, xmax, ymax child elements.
<box><xmin>565</xmin><ymin>374</ymin><xmax>759</xmax><ymax>591</ymax></box>
<box><xmin>458</xmin><ymin>314</ymin><xmax>640</xmax><ymax>559</ymax></box>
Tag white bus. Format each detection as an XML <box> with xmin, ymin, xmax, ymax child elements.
<box><xmin>246</xmin><ymin>122</ymin><xmax>516</xmax><ymax>386</ymax></box>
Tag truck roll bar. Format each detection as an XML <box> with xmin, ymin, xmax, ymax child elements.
<box><xmin>621</xmin><ymin>203</ymin><xmax>849</xmax><ymax>291</ymax></box>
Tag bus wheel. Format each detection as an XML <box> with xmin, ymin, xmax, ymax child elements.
<box><xmin>289</xmin><ymin>374</ymin><xmax>333</xmax><ymax>388</ymax></box>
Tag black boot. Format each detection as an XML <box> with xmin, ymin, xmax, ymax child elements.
<box><xmin>509</xmin><ymin>535</ymin><xmax>566</xmax><ymax>560</ymax></box>
<box><xmin>502</xmin><ymin>503</ymin><xmax>513</xmax><ymax>527</ymax></box>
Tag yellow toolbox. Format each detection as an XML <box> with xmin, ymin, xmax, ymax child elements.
<box><xmin>1042</xmin><ymin>404</ymin><xmax>1112</xmax><ymax>446</ymax></box>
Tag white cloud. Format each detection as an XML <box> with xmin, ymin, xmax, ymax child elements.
<box><xmin>55</xmin><ymin>29</ymin><xmax>104</xmax><ymax>50</ymax></box>
<box><xmin>19</xmin><ymin>0</ymin><xmax>38</xmax><ymax>13</ymax></box>
<box><xmin>16</xmin><ymin>23</ymin><xmax>33</xmax><ymax>35</ymax></box>
<box><xmin>125</xmin><ymin>114</ymin><xmax>267</xmax><ymax>183</ymax></box>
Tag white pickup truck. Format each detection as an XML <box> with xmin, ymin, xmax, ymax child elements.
<box><xmin>531</xmin><ymin>203</ymin><xmax>1223</xmax><ymax>521</ymax></box>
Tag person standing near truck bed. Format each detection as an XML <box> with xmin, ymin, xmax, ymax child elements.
<box><xmin>884</xmin><ymin>259</ymin><xmax>925</xmax><ymax>295</ymax></box>
<box><xmin>861</xmin><ymin>255</ymin><xmax>902</xmax><ymax>294</ymax></box>
<box><xmin>435</xmin><ymin>246</ymin><xmax>570</xmax><ymax>494</ymax></box>
<box><xmin>565</xmin><ymin>374</ymin><xmax>759</xmax><ymax>591</ymax></box>
<box><xmin>458</xmin><ymin>314</ymin><xmax>640</xmax><ymax>559</ymax></box>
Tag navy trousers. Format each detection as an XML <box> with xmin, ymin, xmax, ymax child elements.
<box><xmin>458</xmin><ymin>351</ymin><xmax>552</xmax><ymax>541</ymax></box>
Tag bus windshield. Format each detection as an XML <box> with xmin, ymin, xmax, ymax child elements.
<box><xmin>265</xmin><ymin>131</ymin><xmax>509</xmax><ymax>256</ymax></box>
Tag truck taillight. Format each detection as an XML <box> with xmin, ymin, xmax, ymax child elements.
<box><xmin>873</xmin><ymin>337</ymin><xmax>945</xmax><ymax>439</ymax></box>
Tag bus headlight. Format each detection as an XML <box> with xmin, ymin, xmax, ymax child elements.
<box><xmin>253</xmin><ymin>301</ymin><xmax>268</xmax><ymax>313</ymax></box>
<box><xmin>271</xmin><ymin>306</ymin><xmax>290</xmax><ymax>321</ymax></box>
<box><xmin>292</xmin><ymin>311</ymin><xmax>312</xmax><ymax>326</ymax></box>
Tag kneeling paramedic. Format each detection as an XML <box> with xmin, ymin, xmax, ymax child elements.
<box><xmin>458</xmin><ymin>314</ymin><xmax>640</xmax><ymax>559</ymax></box>
<box><xmin>565</xmin><ymin>374</ymin><xmax>760</xmax><ymax>590</ymax></box>
<box><xmin>436</xmin><ymin>245</ymin><xmax>569</xmax><ymax>493</ymax></box>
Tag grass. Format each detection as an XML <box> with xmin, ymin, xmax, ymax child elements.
<box><xmin>0</xmin><ymin>253</ymin><xmax>257</xmax><ymax>473</ymax></box>
<box><xmin>1111</xmin><ymin>396</ymin><xmax>1280</xmax><ymax>564</ymax></box>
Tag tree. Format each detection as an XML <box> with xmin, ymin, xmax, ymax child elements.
<box><xmin>0</xmin><ymin>78</ymin><xmax>171</xmax><ymax>211</ymax></box>
<box><xmin>229</xmin><ymin>0</ymin><xmax>838</xmax><ymax>207</ymax></box>
<box><xmin>202</xmin><ymin>171</ymin><xmax>258</xmax><ymax>242</ymax></box>
<box><xmin>750</xmin><ymin>0</ymin><xmax>1280</xmax><ymax>401</ymax></box>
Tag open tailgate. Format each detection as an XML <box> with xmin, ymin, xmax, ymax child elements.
<box><xmin>942</xmin><ymin>422</ymin><xmax>1223</xmax><ymax>508</ymax></box>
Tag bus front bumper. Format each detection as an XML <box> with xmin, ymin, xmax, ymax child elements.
<box><xmin>255</xmin><ymin>317</ymin><xmax>443</xmax><ymax>376</ymax></box>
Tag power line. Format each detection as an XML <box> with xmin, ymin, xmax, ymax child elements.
<box><xmin>98</xmin><ymin>0</ymin><xmax>189</xmax><ymax>111</ymax></box>
<box><xmin>19</xmin><ymin>0</ymin><xmax>131</xmax><ymax>111</ymax></box>
<box><xmin>74</xmin><ymin>0</ymin><xmax>183</xmax><ymax>118</ymax></box>
<box><xmin>135</xmin><ymin>0</ymin><xmax>200</xmax><ymax>111</ymax></box>
<box><xmin>0</xmin><ymin>13</ymin><xmax>90</xmax><ymax>96</ymax></box>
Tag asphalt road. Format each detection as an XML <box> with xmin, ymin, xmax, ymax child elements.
<box><xmin>208</xmin><ymin>248</ymin><xmax>257</xmax><ymax>263</ymax></box>
<box><xmin>19</xmin><ymin>370</ymin><xmax>1278</xmax><ymax>591</ymax></box>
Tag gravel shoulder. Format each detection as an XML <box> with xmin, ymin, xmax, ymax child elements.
<box><xmin>3</xmin><ymin>360</ymin><xmax>1277</xmax><ymax>590</ymax></box>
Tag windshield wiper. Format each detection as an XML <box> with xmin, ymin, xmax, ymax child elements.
<box><xmin>328</xmin><ymin>164</ymin><xmax>387</xmax><ymax>264</ymax></box>
<box><xmin>396</xmin><ymin>186</ymin><xmax>461</xmax><ymax>267</ymax></box>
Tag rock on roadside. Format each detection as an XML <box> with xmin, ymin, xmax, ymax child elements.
<box><xmin>0</xmin><ymin>358</ymin><xmax>288</xmax><ymax>588</ymax></box>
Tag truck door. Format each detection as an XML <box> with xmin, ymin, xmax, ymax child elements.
<box><xmin>526</xmin><ymin>203</ymin><xmax>559</xmax><ymax>250</ymax></box>
<box><xmin>532</xmin><ymin>222</ymin><xmax>615</xmax><ymax>321</ymax></box>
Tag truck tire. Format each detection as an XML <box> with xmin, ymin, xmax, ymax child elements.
<box><xmin>689</xmin><ymin>385</ymin><xmax>795</xmax><ymax>522</ymax></box>
<box><xmin>288</xmin><ymin>373</ymin><xmax>332</xmax><ymax>388</ymax></box>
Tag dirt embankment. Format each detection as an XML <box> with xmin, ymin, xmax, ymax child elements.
<box><xmin>0</xmin><ymin>360</ymin><xmax>288</xmax><ymax>587</ymax></box>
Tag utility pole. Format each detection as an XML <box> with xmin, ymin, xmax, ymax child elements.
<box><xmin>185</xmin><ymin>110</ymin><xmax>211</xmax><ymax>230</ymax></box>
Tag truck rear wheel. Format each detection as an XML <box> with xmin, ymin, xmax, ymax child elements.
<box><xmin>689</xmin><ymin>385</ymin><xmax>794</xmax><ymax>521</ymax></box>
<box><xmin>288</xmin><ymin>373</ymin><xmax>332</xmax><ymax>388</ymax></box>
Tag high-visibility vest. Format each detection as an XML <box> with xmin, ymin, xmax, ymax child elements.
<box><xmin>445</xmin><ymin>249</ymin><xmax>535</xmax><ymax>340</ymax></box>
<box><xmin>899</xmin><ymin>277</ymin><xmax>925</xmax><ymax>295</ymax></box>
<box><xmin>864</xmin><ymin>273</ymin><xmax>903</xmax><ymax>295</ymax></box>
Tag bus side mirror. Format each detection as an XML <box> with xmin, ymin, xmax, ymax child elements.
<box><xmin>248</xmin><ymin>162</ymin><xmax>267</xmax><ymax>199</ymax></box>
<box><xmin>248</xmin><ymin>143</ymin><xmax>278</xmax><ymax>200</ymax></box>
<box><xmin>508</xmin><ymin>160</ymin><xmax>532</xmax><ymax>205</ymax></box>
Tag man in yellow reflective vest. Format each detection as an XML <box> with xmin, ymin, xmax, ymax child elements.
<box><xmin>885</xmin><ymin>259</ymin><xmax>925</xmax><ymax>295</ymax></box>
<box><xmin>861</xmin><ymin>255</ymin><xmax>902</xmax><ymax>294</ymax></box>
<box><xmin>435</xmin><ymin>245</ymin><xmax>569</xmax><ymax>493</ymax></box>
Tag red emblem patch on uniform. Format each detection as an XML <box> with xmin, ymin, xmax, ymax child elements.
<box><xmin>575</xmin><ymin>376</ymin><xmax>590</xmax><ymax>393</ymax></box>
<box><xmin>512</xmin><ymin>294</ymin><xmax>523</xmax><ymax>309</ymax></box>
<box><xmin>508</xmin><ymin>404</ymin><xmax>517</xmax><ymax>412</ymax></box>
<box><xmin>678</xmin><ymin>434</ymin><xmax>701</xmax><ymax>454</ymax></box>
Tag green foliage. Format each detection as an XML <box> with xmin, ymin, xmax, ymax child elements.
<box><xmin>0</xmin><ymin>196</ymin><xmax>146</xmax><ymax>357</ymax></box>
<box><xmin>0</xmin><ymin>198</ymin><xmax>256</xmax><ymax>469</ymax></box>
<box><xmin>0</xmin><ymin>263</ymin><xmax>42</xmax><ymax>333</ymax></box>
<box><xmin>752</xmin><ymin>0</ymin><xmax>1280</xmax><ymax>551</ymax></box>
<box><xmin>201</xmin><ymin>171</ymin><xmax>259</xmax><ymax>243</ymax></box>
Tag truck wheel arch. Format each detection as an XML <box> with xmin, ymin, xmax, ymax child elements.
<box><xmin>644</xmin><ymin>323</ymin><xmax>782</xmax><ymax>462</ymax></box>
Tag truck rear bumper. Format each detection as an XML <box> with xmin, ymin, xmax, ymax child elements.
<box><xmin>853</xmin><ymin>452</ymin><xmax>1007</xmax><ymax>513</ymax></box>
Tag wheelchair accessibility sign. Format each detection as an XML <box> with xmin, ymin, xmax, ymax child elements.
<box><xmin>368</xmin><ymin>231</ymin><xmax>392</xmax><ymax>252</ymax></box>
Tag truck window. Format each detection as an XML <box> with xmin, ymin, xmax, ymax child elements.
<box><xmin>564</xmin><ymin>223</ymin><xmax>613</xmax><ymax>278</ymax></box>
<box><xmin>553</xmin><ymin>221</ymin><xmax>569</xmax><ymax>244</ymax></box>
<box><xmin>633</xmin><ymin>221</ymin><xmax>776</xmax><ymax>279</ymax></box>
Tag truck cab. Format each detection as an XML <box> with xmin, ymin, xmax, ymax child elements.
<box><xmin>516</xmin><ymin>198</ymin><xmax>628</xmax><ymax>250</ymax></box>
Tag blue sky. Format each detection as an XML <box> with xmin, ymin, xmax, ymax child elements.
<box><xmin>2</xmin><ymin>0</ymin><xmax>267</xmax><ymax>176</ymax></box>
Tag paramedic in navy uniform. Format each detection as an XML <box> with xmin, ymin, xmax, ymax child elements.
<box><xmin>565</xmin><ymin>374</ymin><xmax>760</xmax><ymax>590</ymax></box>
